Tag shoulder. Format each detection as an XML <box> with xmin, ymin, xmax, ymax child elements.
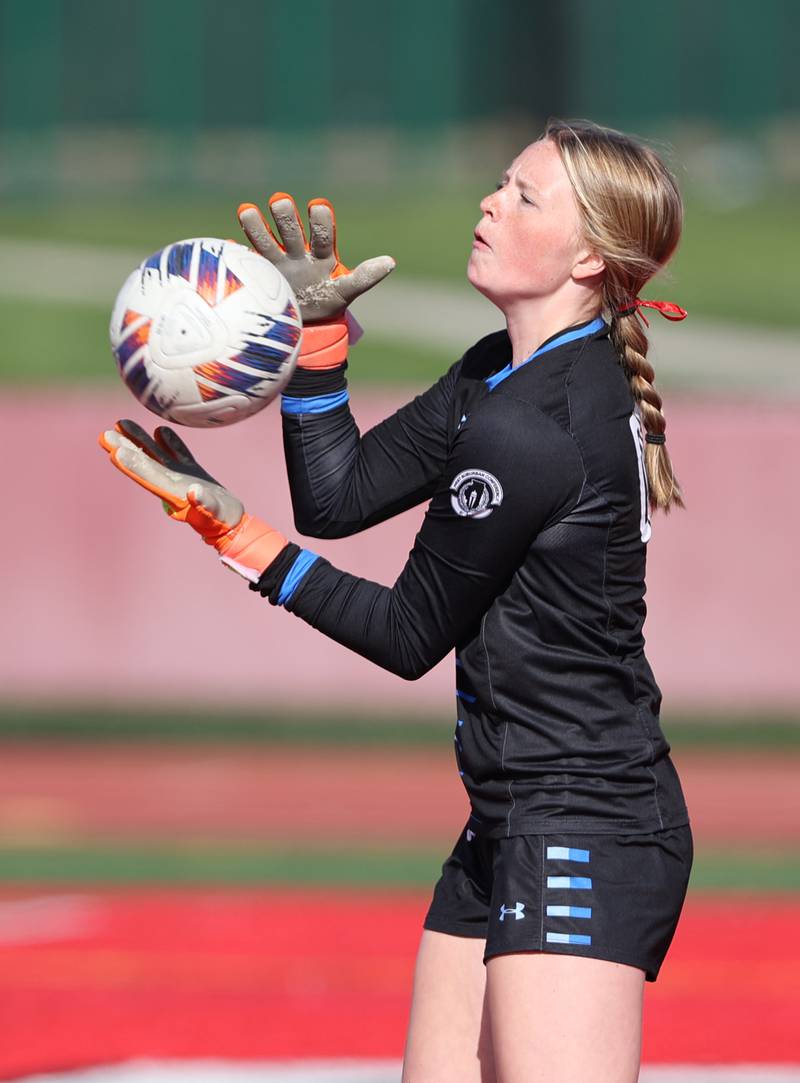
<box><xmin>566</xmin><ymin>335</ymin><xmax>633</xmax><ymax>414</ymax></box>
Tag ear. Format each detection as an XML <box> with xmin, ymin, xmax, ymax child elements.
<box><xmin>572</xmin><ymin>248</ymin><xmax>605</xmax><ymax>282</ymax></box>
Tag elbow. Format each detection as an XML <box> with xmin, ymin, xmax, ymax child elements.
<box><xmin>293</xmin><ymin>515</ymin><xmax>358</xmax><ymax>540</ymax></box>
<box><xmin>380</xmin><ymin>623</ymin><xmax>451</xmax><ymax>682</ymax></box>
<box><xmin>293</xmin><ymin>516</ymin><xmax>327</xmax><ymax>539</ymax></box>
<box><xmin>388</xmin><ymin>648</ymin><xmax>443</xmax><ymax>682</ymax></box>
<box><xmin>393</xmin><ymin>661</ymin><xmax>429</xmax><ymax>681</ymax></box>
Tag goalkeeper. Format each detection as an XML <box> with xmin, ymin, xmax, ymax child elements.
<box><xmin>100</xmin><ymin>119</ymin><xmax>693</xmax><ymax>1083</ymax></box>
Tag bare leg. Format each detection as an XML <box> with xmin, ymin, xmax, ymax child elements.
<box><xmin>402</xmin><ymin>929</ymin><xmax>496</xmax><ymax>1083</ymax></box>
<box><xmin>487</xmin><ymin>953</ymin><xmax>644</xmax><ymax>1083</ymax></box>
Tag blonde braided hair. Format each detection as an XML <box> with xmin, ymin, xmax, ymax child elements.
<box><xmin>545</xmin><ymin>118</ymin><xmax>685</xmax><ymax>512</ymax></box>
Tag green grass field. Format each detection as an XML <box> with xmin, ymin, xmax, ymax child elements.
<box><xmin>0</xmin><ymin>704</ymin><xmax>798</xmax><ymax>748</ymax></box>
<box><xmin>1</xmin><ymin>189</ymin><xmax>798</xmax><ymax>330</ymax></box>
<box><xmin>0</xmin><ymin>297</ymin><xmax>454</xmax><ymax>385</ymax></box>
<box><xmin>0</xmin><ymin>187</ymin><xmax>797</xmax><ymax>389</ymax></box>
<box><xmin>0</xmin><ymin>841</ymin><xmax>797</xmax><ymax>891</ymax></box>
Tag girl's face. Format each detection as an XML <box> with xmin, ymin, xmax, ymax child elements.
<box><xmin>468</xmin><ymin>139</ymin><xmax>597</xmax><ymax>308</ymax></box>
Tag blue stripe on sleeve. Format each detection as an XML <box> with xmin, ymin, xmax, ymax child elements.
<box><xmin>281</xmin><ymin>390</ymin><xmax>349</xmax><ymax>415</ymax></box>
<box><xmin>277</xmin><ymin>549</ymin><xmax>320</xmax><ymax>606</ymax></box>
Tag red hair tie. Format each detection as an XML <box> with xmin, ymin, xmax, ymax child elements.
<box><xmin>617</xmin><ymin>299</ymin><xmax>687</xmax><ymax>327</ymax></box>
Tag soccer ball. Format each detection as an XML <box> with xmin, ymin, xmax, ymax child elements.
<box><xmin>109</xmin><ymin>238</ymin><xmax>302</xmax><ymax>427</ymax></box>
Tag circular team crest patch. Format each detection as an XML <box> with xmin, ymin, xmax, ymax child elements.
<box><xmin>450</xmin><ymin>469</ymin><xmax>504</xmax><ymax>519</ymax></box>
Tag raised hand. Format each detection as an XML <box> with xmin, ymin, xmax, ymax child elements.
<box><xmin>238</xmin><ymin>194</ymin><xmax>395</xmax><ymax>323</ymax></box>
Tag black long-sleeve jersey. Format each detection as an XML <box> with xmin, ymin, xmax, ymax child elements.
<box><xmin>254</xmin><ymin>317</ymin><xmax>689</xmax><ymax>838</ymax></box>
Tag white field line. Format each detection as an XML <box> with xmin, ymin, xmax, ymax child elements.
<box><xmin>17</xmin><ymin>1062</ymin><xmax>800</xmax><ymax>1083</ymax></box>
<box><xmin>2</xmin><ymin>237</ymin><xmax>800</xmax><ymax>397</ymax></box>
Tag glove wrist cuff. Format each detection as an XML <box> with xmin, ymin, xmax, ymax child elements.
<box><xmin>216</xmin><ymin>513</ymin><xmax>288</xmax><ymax>582</ymax></box>
<box><xmin>297</xmin><ymin>316</ymin><xmax>349</xmax><ymax>370</ymax></box>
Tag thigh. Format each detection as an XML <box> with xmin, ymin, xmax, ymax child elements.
<box><xmin>487</xmin><ymin>953</ymin><xmax>644</xmax><ymax>1083</ymax></box>
<box><xmin>402</xmin><ymin>929</ymin><xmax>496</xmax><ymax>1083</ymax></box>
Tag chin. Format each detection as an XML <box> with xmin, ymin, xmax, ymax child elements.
<box><xmin>467</xmin><ymin>261</ymin><xmax>505</xmax><ymax>309</ymax></box>
<box><xmin>466</xmin><ymin>256</ymin><xmax>489</xmax><ymax>294</ymax></box>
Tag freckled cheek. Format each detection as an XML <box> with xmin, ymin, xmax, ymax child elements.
<box><xmin>512</xmin><ymin>225</ymin><xmax>575</xmax><ymax>288</ymax></box>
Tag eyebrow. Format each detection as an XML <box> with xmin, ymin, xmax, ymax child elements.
<box><xmin>500</xmin><ymin>170</ymin><xmax>542</xmax><ymax>197</ymax></box>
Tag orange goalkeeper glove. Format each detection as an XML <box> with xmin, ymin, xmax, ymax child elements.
<box><xmin>237</xmin><ymin>193</ymin><xmax>395</xmax><ymax>370</ymax></box>
<box><xmin>98</xmin><ymin>419</ymin><xmax>287</xmax><ymax>582</ymax></box>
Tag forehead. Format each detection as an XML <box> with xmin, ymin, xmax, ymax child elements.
<box><xmin>506</xmin><ymin>139</ymin><xmax>570</xmax><ymax>197</ymax></box>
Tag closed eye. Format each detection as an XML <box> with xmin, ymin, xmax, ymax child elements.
<box><xmin>521</xmin><ymin>193</ymin><xmax>536</xmax><ymax>206</ymax></box>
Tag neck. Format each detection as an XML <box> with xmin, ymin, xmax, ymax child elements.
<box><xmin>504</xmin><ymin>294</ymin><xmax>602</xmax><ymax>367</ymax></box>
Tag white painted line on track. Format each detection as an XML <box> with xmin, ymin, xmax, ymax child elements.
<box><xmin>643</xmin><ymin>1071</ymin><xmax>800</xmax><ymax>1082</ymax></box>
<box><xmin>15</xmin><ymin>1062</ymin><xmax>400</xmax><ymax>1082</ymax></box>
<box><xmin>0</xmin><ymin>894</ymin><xmax>99</xmax><ymax>945</ymax></box>
<box><xmin>16</xmin><ymin>1061</ymin><xmax>800</xmax><ymax>1083</ymax></box>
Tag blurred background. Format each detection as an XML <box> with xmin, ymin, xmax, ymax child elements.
<box><xmin>0</xmin><ymin>0</ymin><xmax>798</xmax><ymax>1079</ymax></box>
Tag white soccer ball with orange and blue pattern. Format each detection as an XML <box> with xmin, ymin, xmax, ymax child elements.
<box><xmin>109</xmin><ymin>238</ymin><xmax>302</xmax><ymax>427</ymax></box>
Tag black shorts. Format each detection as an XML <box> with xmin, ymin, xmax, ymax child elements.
<box><xmin>423</xmin><ymin>822</ymin><xmax>693</xmax><ymax>981</ymax></box>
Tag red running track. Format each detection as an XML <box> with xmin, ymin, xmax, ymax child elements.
<box><xmin>1</xmin><ymin>745</ymin><xmax>798</xmax><ymax>847</ymax></box>
<box><xmin>0</xmin><ymin>890</ymin><xmax>797</xmax><ymax>1078</ymax></box>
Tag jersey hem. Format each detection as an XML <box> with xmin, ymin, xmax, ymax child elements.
<box><xmin>478</xmin><ymin>810</ymin><xmax>690</xmax><ymax>840</ymax></box>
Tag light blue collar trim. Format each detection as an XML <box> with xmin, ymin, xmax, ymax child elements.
<box><xmin>485</xmin><ymin>317</ymin><xmax>606</xmax><ymax>391</ymax></box>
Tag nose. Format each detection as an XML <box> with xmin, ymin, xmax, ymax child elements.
<box><xmin>479</xmin><ymin>188</ymin><xmax>499</xmax><ymax>217</ymax></box>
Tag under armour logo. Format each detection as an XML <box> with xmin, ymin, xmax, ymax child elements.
<box><xmin>499</xmin><ymin>902</ymin><xmax>525</xmax><ymax>922</ymax></box>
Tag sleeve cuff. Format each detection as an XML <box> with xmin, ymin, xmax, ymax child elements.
<box><xmin>250</xmin><ymin>542</ymin><xmax>320</xmax><ymax>607</ymax></box>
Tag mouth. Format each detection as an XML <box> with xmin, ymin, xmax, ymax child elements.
<box><xmin>472</xmin><ymin>229</ymin><xmax>490</xmax><ymax>251</ymax></box>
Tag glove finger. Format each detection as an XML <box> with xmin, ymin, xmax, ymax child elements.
<box><xmin>154</xmin><ymin>427</ymin><xmax>223</xmax><ymax>487</ymax></box>
<box><xmin>99</xmin><ymin>427</ymin><xmax>125</xmax><ymax>454</ymax></box>
<box><xmin>268</xmin><ymin>192</ymin><xmax>308</xmax><ymax>259</ymax></box>
<box><xmin>115</xmin><ymin>418</ymin><xmax>173</xmax><ymax>466</ymax></box>
<box><xmin>110</xmin><ymin>444</ymin><xmax>189</xmax><ymax>512</ymax></box>
<box><xmin>187</xmin><ymin>483</ymin><xmax>221</xmax><ymax>517</ymax></box>
<box><xmin>334</xmin><ymin>255</ymin><xmax>396</xmax><ymax>306</ymax></box>
<box><xmin>99</xmin><ymin>428</ymin><xmax>146</xmax><ymax>466</ymax></box>
<box><xmin>307</xmin><ymin>199</ymin><xmax>337</xmax><ymax>262</ymax></box>
<box><xmin>154</xmin><ymin>425</ymin><xmax>200</xmax><ymax>467</ymax></box>
<box><xmin>238</xmin><ymin>203</ymin><xmax>285</xmax><ymax>263</ymax></box>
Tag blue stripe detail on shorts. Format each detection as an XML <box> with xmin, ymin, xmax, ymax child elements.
<box><xmin>546</xmin><ymin>932</ymin><xmax>592</xmax><ymax>945</ymax></box>
<box><xmin>281</xmin><ymin>390</ymin><xmax>349</xmax><ymax>415</ymax></box>
<box><xmin>546</xmin><ymin>905</ymin><xmax>592</xmax><ymax>919</ymax></box>
<box><xmin>546</xmin><ymin>846</ymin><xmax>590</xmax><ymax>863</ymax></box>
<box><xmin>456</xmin><ymin>689</ymin><xmax>476</xmax><ymax>703</ymax></box>
<box><xmin>547</xmin><ymin>876</ymin><xmax>592</xmax><ymax>890</ymax></box>
<box><xmin>277</xmin><ymin>549</ymin><xmax>320</xmax><ymax>606</ymax></box>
